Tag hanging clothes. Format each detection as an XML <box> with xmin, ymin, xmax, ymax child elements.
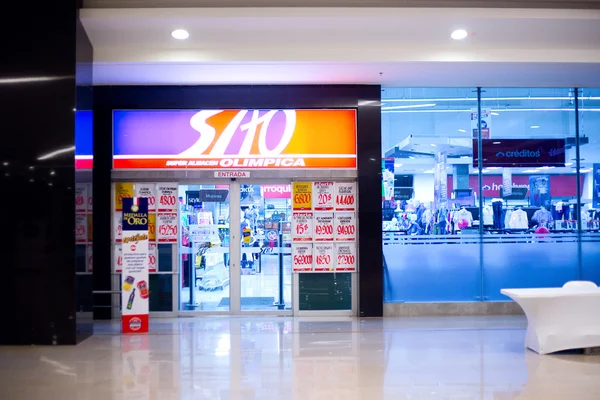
<box><xmin>509</xmin><ymin>208</ymin><xmax>529</xmax><ymax>229</ymax></box>
<box><xmin>532</xmin><ymin>208</ymin><xmax>553</xmax><ymax>225</ymax></box>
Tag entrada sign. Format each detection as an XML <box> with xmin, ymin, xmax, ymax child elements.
<box><xmin>113</xmin><ymin>109</ymin><xmax>357</xmax><ymax>170</ymax></box>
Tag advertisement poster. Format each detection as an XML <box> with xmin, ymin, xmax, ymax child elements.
<box><xmin>314</xmin><ymin>212</ymin><xmax>334</xmax><ymax>241</ymax></box>
<box><xmin>148</xmin><ymin>244</ymin><xmax>157</xmax><ymax>273</ymax></box>
<box><xmin>313</xmin><ymin>243</ymin><xmax>334</xmax><ymax>272</ymax></box>
<box><xmin>594</xmin><ymin>164</ymin><xmax>600</xmax><ymax>208</ymax></box>
<box><xmin>115</xmin><ymin>182</ymin><xmax>134</xmax><ymax>211</ymax></box>
<box><xmin>335</xmin><ymin>182</ymin><xmax>356</xmax><ymax>211</ymax></box>
<box><xmin>335</xmin><ymin>243</ymin><xmax>357</xmax><ymax>272</ymax></box>
<box><xmin>471</xmin><ymin>108</ymin><xmax>491</xmax><ymax>139</ymax></box>
<box><xmin>87</xmin><ymin>183</ymin><xmax>93</xmax><ymax>211</ymax></box>
<box><xmin>334</xmin><ymin>212</ymin><xmax>356</xmax><ymax>241</ymax></box>
<box><xmin>156</xmin><ymin>183</ymin><xmax>178</xmax><ymax>212</ymax></box>
<box><xmin>312</xmin><ymin>182</ymin><xmax>335</xmax><ymax>210</ymax></box>
<box><xmin>157</xmin><ymin>213</ymin><xmax>178</xmax><ymax>243</ymax></box>
<box><xmin>529</xmin><ymin>175</ymin><xmax>551</xmax><ymax>207</ymax></box>
<box><xmin>293</xmin><ymin>182</ymin><xmax>313</xmax><ymax>210</ymax></box>
<box><xmin>114</xmin><ymin>212</ymin><xmax>123</xmax><ymax>243</ymax></box>
<box><xmin>135</xmin><ymin>183</ymin><xmax>157</xmax><ymax>212</ymax></box>
<box><xmin>502</xmin><ymin>168</ymin><xmax>513</xmax><ymax>197</ymax></box>
<box><xmin>121</xmin><ymin>197</ymin><xmax>150</xmax><ymax>334</ymax></box>
<box><xmin>292</xmin><ymin>212</ymin><xmax>314</xmax><ymax>242</ymax></box>
<box><xmin>75</xmin><ymin>214</ymin><xmax>87</xmax><ymax>243</ymax></box>
<box><xmin>86</xmin><ymin>244</ymin><xmax>93</xmax><ymax>273</ymax></box>
<box><xmin>114</xmin><ymin>244</ymin><xmax>123</xmax><ymax>273</ymax></box>
<box><xmin>382</xmin><ymin>158</ymin><xmax>395</xmax><ymax>201</ymax></box>
<box><xmin>292</xmin><ymin>243</ymin><xmax>314</xmax><ymax>272</ymax></box>
<box><xmin>75</xmin><ymin>184</ymin><xmax>87</xmax><ymax>213</ymax></box>
<box><xmin>148</xmin><ymin>213</ymin><xmax>156</xmax><ymax>241</ymax></box>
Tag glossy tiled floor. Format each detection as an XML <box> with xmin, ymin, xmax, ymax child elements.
<box><xmin>1</xmin><ymin>316</ymin><xmax>600</xmax><ymax>399</ymax></box>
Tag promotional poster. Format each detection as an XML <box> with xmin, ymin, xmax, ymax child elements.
<box><xmin>121</xmin><ymin>197</ymin><xmax>150</xmax><ymax>334</ymax></box>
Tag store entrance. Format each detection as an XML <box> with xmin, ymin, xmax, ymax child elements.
<box><xmin>178</xmin><ymin>182</ymin><xmax>293</xmax><ymax>314</ymax></box>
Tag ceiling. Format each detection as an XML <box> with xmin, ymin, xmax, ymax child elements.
<box><xmin>80</xmin><ymin>8</ymin><xmax>600</xmax><ymax>86</ymax></box>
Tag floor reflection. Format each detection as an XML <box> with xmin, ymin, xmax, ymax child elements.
<box><xmin>0</xmin><ymin>316</ymin><xmax>599</xmax><ymax>399</ymax></box>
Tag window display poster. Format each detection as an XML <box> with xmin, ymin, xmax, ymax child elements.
<box><xmin>148</xmin><ymin>243</ymin><xmax>157</xmax><ymax>273</ymax></box>
<box><xmin>292</xmin><ymin>243</ymin><xmax>313</xmax><ymax>272</ymax></box>
<box><xmin>156</xmin><ymin>183</ymin><xmax>178</xmax><ymax>212</ymax></box>
<box><xmin>314</xmin><ymin>243</ymin><xmax>334</xmax><ymax>272</ymax></box>
<box><xmin>148</xmin><ymin>213</ymin><xmax>156</xmax><ymax>241</ymax></box>
<box><xmin>313</xmin><ymin>181</ymin><xmax>335</xmax><ymax>210</ymax></box>
<box><xmin>87</xmin><ymin>183</ymin><xmax>93</xmax><ymax>211</ymax></box>
<box><xmin>529</xmin><ymin>175</ymin><xmax>551</xmax><ymax>207</ymax></box>
<box><xmin>471</xmin><ymin>108</ymin><xmax>491</xmax><ymax>139</ymax></box>
<box><xmin>86</xmin><ymin>244</ymin><xmax>93</xmax><ymax>273</ymax></box>
<box><xmin>382</xmin><ymin>158</ymin><xmax>394</xmax><ymax>201</ymax></box>
<box><xmin>314</xmin><ymin>212</ymin><xmax>334</xmax><ymax>241</ymax></box>
<box><xmin>334</xmin><ymin>212</ymin><xmax>356</xmax><ymax>241</ymax></box>
<box><xmin>157</xmin><ymin>212</ymin><xmax>178</xmax><ymax>243</ymax></box>
<box><xmin>115</xmin><ymin>182</ymin><xmax>134</xmax><ymax>211</ymax></box>
<box><xmin>594</xmin><ymin>164</ymin><xmax>600</xmax><ymax>208</ymax></box>
<box><xmin>121</xmin><ymin>197</ymin><xmax>150</xmax><ymax>334</ymax></box>
<box><xmin>502</xmin><ymin>168</ymin><xmax>513</xmax><ymax>197</ymax></box>
<box><xmin>335</xmin><ymin>182</ymin><xmax>356</xmax><ymax>211</ymax></box>
<box><xmin>335</xmin><ymin>243</ymin><xmax>357</xmax><ymax>272</ymax></box>
<box><xmin>114</xmin><ymin>212</ymin><xmax>123</xmax><ymax>243</ymax></box>
<box><xmin>114</xmin><ymin>244</ymin><xmax>123</xmax><ymax>273</ymax></box>
<box><xmin>75</xmin><ymin>214</ymin><xmax>87</xmax><ymax>243</ymax></box>
<box><xmin>292</xmin><ymin>182</ymin><xmax>312</xmax><ymax>210</ymax></box>
<box><xmin>75</xmin><ymin>184</ymin><xmax>87</xmax><ymax>213</ymax></box>
<box><xmin>292</xmin><ymin>212</ymin><xmax>314</xmax><ymax>242</ymax></box>
<box><xmin>135</xmin><ymin>183</ymin><xmax>157</xmax><ymax>212</ymax></box>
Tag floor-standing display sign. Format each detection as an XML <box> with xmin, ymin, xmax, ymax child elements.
<box><xmin>121</xmin><ymin>197</ymin><xmax>150</xmax><ymax>334</ymax></box>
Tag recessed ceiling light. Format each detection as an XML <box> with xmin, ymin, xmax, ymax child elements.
<box><xmin>431</xmin><ymin>144</ymin><xmax>437</xmax><ymax>147</ymax></box>
<box><xmin>493</xmin><ymin>142</ymin><xmax>501</xmax><ymax>144</ymax></box>
<box><xmin>522</xmin><ymin>169</ymin><xmax>540</xmax><ymax>173</ymax></box>
<box><xmin>491</xmin><ymin>112</ymin><xmax>500</xmax><ymax>116</ymax></box>
<box><xmin>2</xmin><ymin>161</ymin><xmax>8</xmax><ymax>166</ymax></box>
<box><xmin>171</xmin><ymin>29</ymin><xmax>189</xmax><ymax>40</ymax></box>
<box><xmin>458</xmin><ymin>129</ymin><xmax>467</xmax><ymax>133</ymax></box>
<box><xmin>451</xmin><ymin>29</ymin><xmax>468</xmax><ymax>40</ymax></box>
<box><xmin>530</xmin><ymin>125</ymin><xmax>540</xmax><ymax>129</ymax></box>
<box><xmin>565</xmin><ymin>162</ymin><xmax>574</xmax><ymax>166</ymax></box>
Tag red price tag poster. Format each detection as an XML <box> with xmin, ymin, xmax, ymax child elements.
<box><xmin>156</xmin><ymin>183</ymin><xmax>178</xmax><ymax>212</ymax></box>
<box><xmin>334</xmin><ymin>212</ymin><xmax>356</xmax><ymax>241</ymax></box>
<box><xmin>157</xmin><ymin>213</ymin><xmax>178</xmax><ymax>243</ymax></box>
<box><xmin>292</xmin><ymin>243</ymin><xmax>313</xmax><ymax>272</ymax></box>
<box><xmin>87</xmin><ymin>183</ymin><xmax>93</xmax><ymax>212</ymax></box>
<box><xmin>292</xmin><ymin>212</ymin><xmax>314</xmax><ymax>242</ymax></box>
<box><xmin>114</xmin><ymin>244</ymin><xmax>123</xmax><ymax>273</ymax></box>
<box><xmin>313</xmin><ymin>243</ymin><xmax>334</xmax><ymax>272</ymax></box>
<box><xmin>86</xmin><ymin>244</ymin><xmax>93</xmax><ymax>272</ymax></box>
<box><xmin>75</xmin><ymin>214</ymin><xmax>87</xmax><ymax>243</ymax></box>
<box><xmin>135</xmin><ymin>183</ymin><xmax>157</xmax><ymax>212</ymax></box>
<box><xmin>114</xmin><ymin>212</ymin><xmax>123</xmax><ymax>243</ymax></box>
<box><xmin>335</xmin><ymin>243</ymin><xmax>357</xmax><ymax>272</ymax></box>
<box><xmin>335</xmin><ymin>182</ymin><xmax>357</xmax><ymax>211</ymax></box>
<box><xmin>75</xmin><ymin>184</ymin><xmax>87</xmax><ymax>213</ymax></box>
<box><xmin>148</xmin><ymin>244</ymin><xmax>157</xmax><ymax>272</ymax></box>
<box><xmin>312</xmin><ymin>182</ymin><xmax>334</xmax><ymax>211</ymax></box>
<box><xmin>314</xmin><ymin>212</ymin><xmax>334</xmax><ymax>241</ymax></box>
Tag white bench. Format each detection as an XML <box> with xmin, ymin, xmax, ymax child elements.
<box><xmin>501</xmin><ymin>281</ymin><xmax>600</xmax><ymax>355</ymax></box>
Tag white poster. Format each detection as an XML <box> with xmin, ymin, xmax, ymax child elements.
<box><xmin>312</xmin><ymin>182</ymin><xmax>335</xmax><ymax>211</ymax></box>
<box><xmin>335</xmin><ymin>182</ymin><xmax>357</xmax><ymax>211</ymax></box>
<box><xmin>314</xmin><ymin>212</ymin><xmax>334</xmax><ymax>241</ymax></box>
<box><xmin>157</xmin><ymin>213</ymin><xmax>178</xmax><ymax>243</ymax></box>
<box><xmin>75</xmin><ymin>185</ymin><xmax>87</xmax><ymax>213</ymax></box>
<box><xmin>334</xmin><ymin>212</ymin><xmax>356</xmax><ymax>241</ymax></box>
<box><xmin>87</xmin><ymin>183</ymin><xmax>93</xmax><ymax>211</ymax></box>
<box><xmin>502</xmin><ymin>168</ymin><xmax>513</xmax><ymax>197</ymax></box>
<box><xmin>114</xmin><ymin>212</ymin><xmax>123</xmax><ymax>243</ymax></box>
<box><xmin>314</xmin><ymin>243</ymin><xmax>334</xmax><ymax>272</ymax></box>
<box><xmin>335</xmin><ymin>243</ymin><xmax>357</xmax><ymax>272</ymax></box>
<box><xmin>292</xmin><ymin>243</ymin><xmax>314</xmax><ymax>272</ymax></box>
<box><xmin>135</xmin><ymin>183</ymin><xmax>157</xmax><ymax>212</ymax></box>
<box><xmin>148</xmin><ymin>243</ymin><xmax>157</xmax><ymax>273</ymax></box>
<box><xmin>292</xmin><ymin>212</ymin><xmax>314</xmax><ymax>242</ymax></box>
<box><xmin>471</xmin><ymin>108</ymin><xmax>492</xmax><ymax>139</ymax></box>
<box><xmin>86</xmin><ymin>244</ymin><xmax>93</xmax><ymax>273</ymax></box>
<box><xmin>156</xmin><ymin>183</ymin><xmax>178</xmax><ymax>212</ymax></box>
<box><xmin>75</xmin><ymin>214</ymin><xmax>87</xmax><ymax>243</ymax></box>
<box><xmin>189</xmin><ymin>224</ymin><xmax>219</xmax><ymax>243</ymax></box>
<box><xmin>114</xmin><ymin>244</ymin><xmax>123</xmax><ymax>273</ymax></box>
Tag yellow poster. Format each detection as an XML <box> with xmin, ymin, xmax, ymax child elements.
<box><xmin>292</xmin><ymin>182</ymin><xmax>313</xmax><ymax>210</ymax></box>
<box><xmin>115</xmin><ymin>182</ymin><xmax>134</xmax><ymax>211</ymax></box>
<box><xmin>148</xmin><ymin>213</ymin><xmax>156</xmax><ymax>241</ymax></box>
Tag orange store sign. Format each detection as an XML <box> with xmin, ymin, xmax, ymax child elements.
<box><xmin>113</xmin><ymin>109</ymin><xmax>357</xmax><ymax>170</ymax></box>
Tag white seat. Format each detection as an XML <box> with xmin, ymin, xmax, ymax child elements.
<box><xmin>502</xmin><ymin>282</ymin><xmax>600</xmax><ymax>355</ymax></box>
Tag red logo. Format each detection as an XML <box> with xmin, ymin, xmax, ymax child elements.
<box><xmin>130</xmin><ymin>244</ymin><xmax>136</xmax><ymax>251</ymax></box>
<box><xmin>129</xmin><ymin>317</ymin><xmax>142</xmax><ymax>331</ymax></box>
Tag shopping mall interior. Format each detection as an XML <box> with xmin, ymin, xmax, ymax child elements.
<box><xmin>2</xmin><ymin>1</ymin><xmax>600</xmax><ymax>399</ymax></box>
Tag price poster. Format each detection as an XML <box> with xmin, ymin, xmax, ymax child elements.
<box><xmin>86</xmin><ymin>244</ymin><xmax>93</xmax><ymax>273</ymax></box>
<box><xmin>115</xmin><ymin>182</ymin><xmax>134</xmax><ymax>211</ymax></box>
<box><xmin>335</xmin><ymin>182</ymin><xmax>357</xmax><ymax>211</ymax></box>
<box><xmin>292</xmin><ymin>243</ymin><xmax>314</xmax><ymax>272</ymax></box>
<box><xmin>292</xmin><ymin>212</ymin><xmax>314</xmax><ymax>242</ymax></box>
<box><xmin>314</xmin><ymin>243</ymin><xmax>334</xmax><ymax>272</ymax></box>
<box><xmin>156</xmin><ymin>183</ymin><xmax>178</xmax><ymax>212</ymax></box>
<box><xmin>313</xmin><ymin>182</ymin><xmax>334</xmax><ymax>211</ymax></box>
<box><xmin>335</xmin><ymin>243</ymin><xmax>357</xmax><ymax>272</ymax></box>
<box><xmin>75</xmin><ymin>184</ymin><xmax>87</xmax><ymax>213</ymax></box>
<box><xmin>148</xmin><ymin>213</ymin><xmax>156</xmax><ymax>241</ymax></box>
<box><xmin>334</xmin><ymin>212</ymin><xmax>356</xmax><ymax>241</ymax></box>
<box><xmin>87</xmin><ymin>183</ymin><xmax>93</xmax><ymax>211</ymax></box>
<box><xmin>292</xmin><ymin>182</ymin><xmax>312</xmax><ymax>210</ymax></box>
<box><xmin>148</xmin><ymin>243</ymin><xmax>157</xmax><ymax>272</ymax></box>
<box><xmin>114</xmin><ymin>212</ymin><xmax>123</xmax><ymax>243</ymax></box>
<box><xmin>114</xmin><ymin>244</ymin><xmax>123</xmax><ymax>272</ymax></box>
<box><xmin>157</xmin><ymin>213</ymin><xmax>178</xmax><ymax>243</ymax></box>
<box><xmin>135</xmin><ymin>183</ymin><xmax>157</xmax><ymax>212</ymax></box>
<box><xmin>75</xmin><ymin>214</ymin><xmax>87</xmax><ymax>243</ymax></box>
<box><xmin>314</xmin><ymin>212</ymin><xmax>334</xmax><ymax>241</ymax></box>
